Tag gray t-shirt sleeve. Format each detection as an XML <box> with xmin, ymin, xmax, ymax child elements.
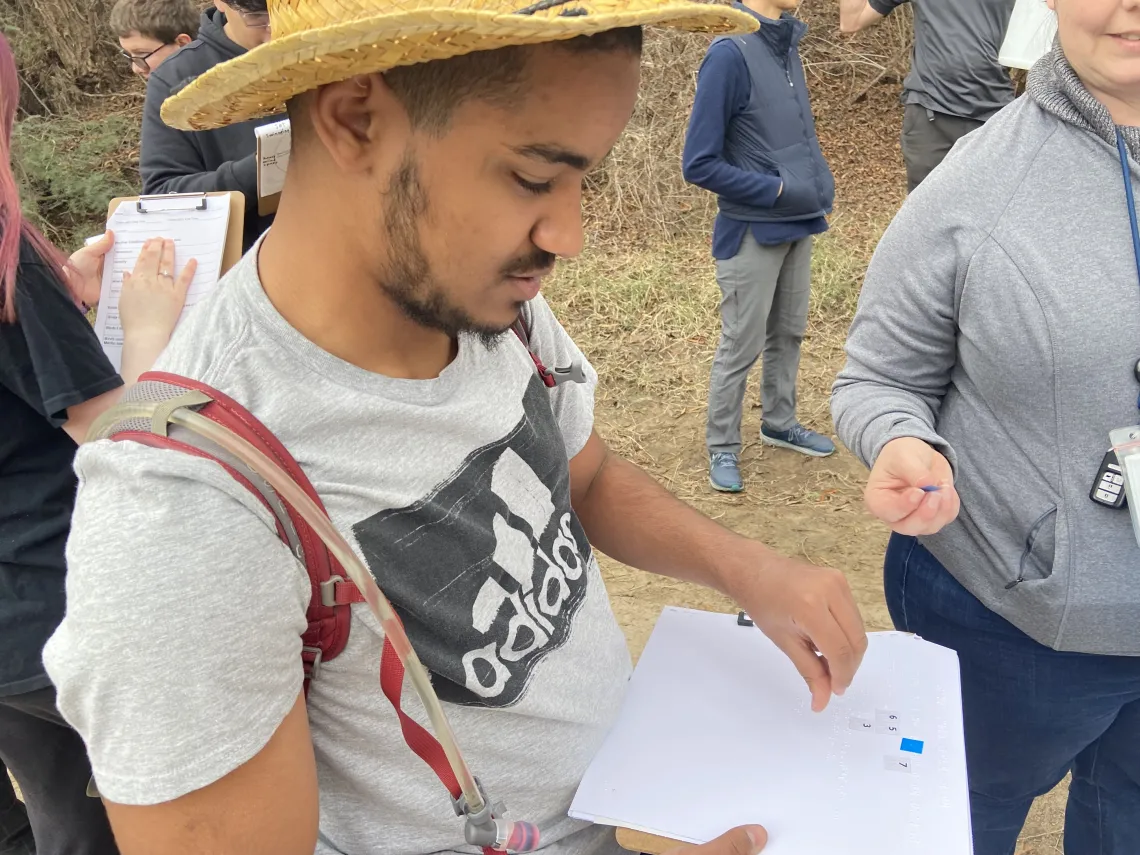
<box><xmin>44</xmin><ymin>441</ymin><xmax>311</xmax><ymax>806</ymax></box>
<box><xmin>524</xmin><ymin>295</ymin><xmax>598</xmax><ymax>460</ymax></box>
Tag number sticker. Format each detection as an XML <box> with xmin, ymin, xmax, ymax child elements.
<box><xmin>849</xmin><ymin>716</ymin><xmax>874</xmax><ymax>732</ymax></box>
<box><xmin>884</xmin><ymin>754</ymin><xmax>914</xmax><ymax>773</ymax></box>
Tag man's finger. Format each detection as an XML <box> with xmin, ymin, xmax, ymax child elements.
<box><xmin>666</xmin><ymin>825</ymin><xmax>767</xmax><ymax>855</ymax></box>
<box><xmin>772</xmin><ymin>632</ymin><xmax>832</xmax><ymax>712</ymax></box>
<box><xmin>829</xmin><ymin>595</ymin><xmax>868</xmax><ymax>683</ymax></box>
<box><xmin>795</xmin><ymin>604</ymin><xmax>859</xmax><ymax>698</ymax></box>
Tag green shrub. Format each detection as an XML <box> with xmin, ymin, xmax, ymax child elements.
<box><xmin>13</xmin><ymin>112</ymin><xmax>140</xmax><ymax>250</ymax></box>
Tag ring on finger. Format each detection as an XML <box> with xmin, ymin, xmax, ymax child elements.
<box><xmin>159</xmin><ymin>270</ymin><xmax>173</xmax><ymax>278</ymax></box>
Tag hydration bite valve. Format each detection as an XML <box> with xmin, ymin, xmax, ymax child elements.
<box><xmin>454</xmin><ymin>779</ymin><xmax>541</xmax><ymax>853</ymax></box>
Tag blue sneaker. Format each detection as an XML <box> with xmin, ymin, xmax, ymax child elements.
<box><xmin>709</xmin><ymin>452</ymin><xmax>744</xmax><ymax>492</ymax></box>
<box><xmin>760</xmin><ymin>423</ymin><xmax>836</xmax><ymax>458</ymax></box>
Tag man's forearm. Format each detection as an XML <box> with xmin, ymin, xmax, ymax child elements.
<box><xmin>839</xmin><ymin>0</ymin><xmax>881</xmax><ymax>32</ymax></box>
<box><xmin>573</xmin><ymin>451</ymin><xmax>782</xmax><ymax>598</ymax></box>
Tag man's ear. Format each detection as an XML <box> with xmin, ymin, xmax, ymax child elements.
<box><xmin>308</xmin><ymin>74</ymin><xmax>409</xmax><ymax>174</ymax></box>
<box><xmin>175</xmin><ymin>33</ymin><xmax>193</xmax><ymax>46</ymax></box>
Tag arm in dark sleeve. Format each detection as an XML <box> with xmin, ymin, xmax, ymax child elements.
<box><xmin>867</xmin><ymin>0</ymin><xmax>907</xmax><ymax>15</ymax></box>
<box><xmin>139</xmin><ymin>73</ymin><xmax>258</xmax><ymax>206</ymax></box>
<box><xmin>681</xmin><ymin>41</ymin><xmax>783</xmax><ymax>209</ymax></box>
<box><xmin>0</xmin><ymin>254</ymin><xmax>122</xmax><ymax>427</ymax></box>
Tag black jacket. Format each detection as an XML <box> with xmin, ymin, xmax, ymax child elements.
<box><xmin>140</xmin><ymin>8</ymin><xmax>283</xmax><ymax>251</ymax></box>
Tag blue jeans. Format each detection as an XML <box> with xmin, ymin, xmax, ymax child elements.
<box><xmin>884</xmin><ymin>534</ymin><xmax>1140</xmax><ymax>855</ymax></box>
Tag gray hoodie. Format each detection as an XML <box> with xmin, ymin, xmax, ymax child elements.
<box><xmin>832</xmin><ymin>44</ymin><xmax>1140</xmax><ymax>656</ymax></box>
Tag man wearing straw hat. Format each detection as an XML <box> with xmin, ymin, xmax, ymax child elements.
<box><xmin>46</xmin><ymin>1</ymin><xmax>868</xmax><ymax>853</ymax></box>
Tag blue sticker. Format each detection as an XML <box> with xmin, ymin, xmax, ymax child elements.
<box><xmin>900</xmin><ymin>738</ymin><xmax>924</xmax><ymax>755</ymax></box>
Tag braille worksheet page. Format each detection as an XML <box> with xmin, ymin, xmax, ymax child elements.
<box><xmin>570</xmin><ymin>608</ymin><xmax>972</xmax><ymax>855</ymax></box>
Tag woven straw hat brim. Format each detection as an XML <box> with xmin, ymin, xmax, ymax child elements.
<box><xmin>162</xmin><ymin>3</ymin><xmax>757</xmax><ymax>131</ymax></box>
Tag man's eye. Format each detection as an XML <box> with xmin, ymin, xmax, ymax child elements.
<box><xmin>514</xmin><ymin>175</ymin><xmax>553</xmax><ymax>195</ymax></box>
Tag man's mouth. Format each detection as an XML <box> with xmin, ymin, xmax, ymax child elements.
<box><xmin>506</xmin><ymin>267</ymin><xmax>554</xmax><ymax>300</ymax></box>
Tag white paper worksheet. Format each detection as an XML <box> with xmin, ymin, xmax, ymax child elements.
<box><xmin>570</xmin><ymin>608</ymin><xmax>972</xmax><ymax>855</ymax></box>
<box><xmin>256</xmin><ymin>119</ymin><xmax>292</xmax><ymax>199</ymax></box>
<box><xmin>92</xmin><ymin>195</ymin><xmax>230</xmax><ymax>372</ymax></box>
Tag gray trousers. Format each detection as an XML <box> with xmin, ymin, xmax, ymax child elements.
<box><xmin>706</xmin><ymin>231</ymin><xmax>813</xmax><ymax>456</ymax></box>
<box><xmin>901</xmin><ymin>104</ymin><xmax>985</xmax><ymax>192</ymax></box>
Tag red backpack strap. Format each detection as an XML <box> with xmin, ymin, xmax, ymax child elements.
<box><xmin>511</xmin><ymin>304</ymin><xmax>586</xmax><ymax>388</ymax></box>
<box><xmin>99</xmin><ymin>376</ymin><xmax>516</xmax><ymax>849</ymax></box>
<box><xmin>105</xmin><ymin>372</ymin><xmax>364</xmax><ymax>693</ymax></box>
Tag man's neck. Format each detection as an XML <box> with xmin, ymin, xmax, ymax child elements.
<box><xmin>742</xmin><ymin>0</ymin><xmax>786</xmax><ymax>21</ymax></box>
<box><xmin>257</xmin><ymin>185</ymin><xmax>456</xmax><ymax>381</ymax></box>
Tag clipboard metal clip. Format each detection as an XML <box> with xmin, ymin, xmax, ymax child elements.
<box><xmin>136</xmin><ymin>192</ymin><xmax>209</xmax><ymax>214</ymax></box>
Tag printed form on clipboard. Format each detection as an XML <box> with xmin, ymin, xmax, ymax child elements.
<box><xmin>93</xmin><ymin>192</ymin><xmax>236</xmax><ymax>373</ymax></box>
<box><xmin>569</xmin><ymin>607</ymin><xmax>973</xmax><ymax>855</ymax></box>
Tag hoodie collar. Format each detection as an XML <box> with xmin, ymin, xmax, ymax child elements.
<box><xmin>1029</xmin><ymin>41</ymin><xmax>1140</xmax><ymax>162</ymax></box>
<box><xmin>196</xmin><ymin>6</ymin><xmax>248</xmax><ymax>60</ymax></box>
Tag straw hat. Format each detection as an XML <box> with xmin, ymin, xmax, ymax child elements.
<box><xmin>161</xmin><ymin>0</ymin><xmax>757</xmax><ymax>131</ymax></box>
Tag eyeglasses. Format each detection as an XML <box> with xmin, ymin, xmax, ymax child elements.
<box><xmin>238</xmin><ymin>10</ymin><xmax>271</xmax><ymax>30</ymax></box>
<box><xmin>121</xmin><ymin>43</ymin><xmax>171</xmax><ymax>73</ymax></box>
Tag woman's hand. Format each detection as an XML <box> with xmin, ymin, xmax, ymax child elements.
<box><xmin>119</xmin><ymin>237</ymin><xmax>196</xmax><ymax>346</ymax></box>
<box><xmin>865</xmin><ymin>437</ymin><xmax>960</xmax><ymax>536</ymax></box>
<box><xmin>67</xmin><ymin>231</ymin><xmax>115</xmax><ymax>308</ymax></box>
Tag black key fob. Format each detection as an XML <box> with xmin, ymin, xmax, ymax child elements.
<box><xmin>1091</xmin><ymin>451</ymin><xmax>1127</xmax><ymax>509</ymax></box>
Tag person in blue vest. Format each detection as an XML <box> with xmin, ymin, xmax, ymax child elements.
<box><xmin>683</xmin><ymin>0</ymin><xmax>836</xmax><ymax>493</ymax></box>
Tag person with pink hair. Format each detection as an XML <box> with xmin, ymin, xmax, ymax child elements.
<box><xmin>0</xmin><ymin>33</ymin><xmax>194</xmax><ymax>855</ymax></box>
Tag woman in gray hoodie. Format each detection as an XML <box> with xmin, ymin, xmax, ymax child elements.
<box><xmin>832</xmin><ymin>1</ymin><xmax>1140</xmax><ymax>852</ymax></box>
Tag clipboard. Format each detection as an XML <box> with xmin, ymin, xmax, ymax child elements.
<box><xmin>616</xmin><ymin>829</ymin><xmax>677</xmax><ymax>854</ymax></box>
<box><xmin>106</xmin><ymin>191</ymin><xmax>245</xmax><ymax>275</ymax></box>
<box><xmin>569</xmin><ymin>608</ymin><xmax>972</xmax><ymax>855</ymax></box>
<box><xmin>611</xmin><ymin>612</ymin><xmax>757</xmax><ymax>855</ymax></box>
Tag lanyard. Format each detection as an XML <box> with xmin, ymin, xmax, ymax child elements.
<box><xmin>1117</xmin><ymin>130</ymin><xmax>1140</xmax><ymax>290</ymax></box>
<box><xmin>1116</xmin><ymin>131</ymin><xmax>1140</xmax><ymax>411</ymax></box>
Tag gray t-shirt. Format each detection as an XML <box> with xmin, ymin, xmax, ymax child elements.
<box><xmin>44</xmin><ymin>245</ymin><xmax>632</xmax><ymax>855</ymax></box>
<box><xmin>870</xmin><ymin>0</ymin><xmax>1016</xmax><ymax>121</ymax></box>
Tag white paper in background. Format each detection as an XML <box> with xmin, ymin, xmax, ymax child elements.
<box><xmin>92</xmin><ymin>195</ymin><xmax>230</xmax><ymax>372</ymax></box>
<box><xmin>999</xmin><ymin>0</ymin><xmax>1057</xmax><ymax>71</ymax></box>
<box><xmin>256</xmin><ymin>119</ymin><xmax>292</xmax><ymax>199</ymax></box>
<box><xmin>569</xmin><ymin>608</ymin><xmax>972</xmax><ymax>855</ymax></box>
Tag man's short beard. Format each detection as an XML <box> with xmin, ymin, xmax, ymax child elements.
<box><xmin>379</xmin><ymin>152</ymin><xmax>510</xmax><ymax>350</ymax></box>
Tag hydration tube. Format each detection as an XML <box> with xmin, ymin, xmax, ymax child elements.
<box><xmin>88</xmin><ymin>402</ymin><xmax>539</xmax><ymax>853</ymax></box>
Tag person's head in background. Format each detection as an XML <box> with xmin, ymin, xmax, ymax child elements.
<box><xmin>215</xmin><ymin>0</ymin><xmax>273</xmax><ymax>51</ymax></box>
<box><xmin>110</xmin><ymin>0</ymin><xmax>199</xmax><ymax>79</ymax></box>
<box><xmin>1048</xmin><ymin>0</ymin><xmax>1140</xmax><ymax>124</ymax></box>
<box><xmin>0</xmin><ymin>34</ymin><xmax>73</xmax><ymax>323</ymax></box>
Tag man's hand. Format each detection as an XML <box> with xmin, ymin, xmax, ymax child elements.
<box><xmin>664</xmin><ymin>825</ymin><xmax>768</xmax><ymax>855</ymax></box>
<box><xmin>722</xmin><ymin>545</ymin><xmax>867</xmax><ymax>712</ymax></box>
<box><xmin>865</xmin><ymin>437</ymin><xmax>959</xmax><ymax>536</ymax></box>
